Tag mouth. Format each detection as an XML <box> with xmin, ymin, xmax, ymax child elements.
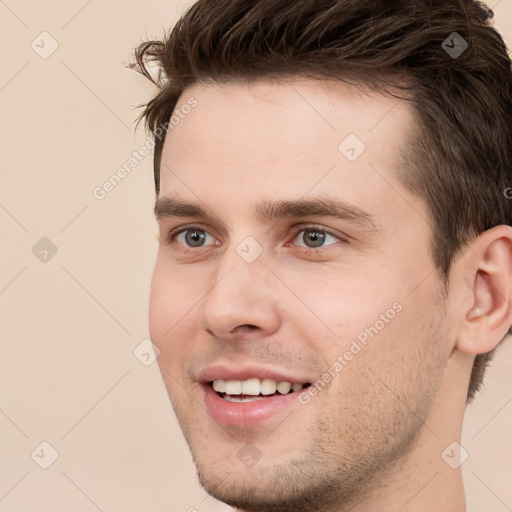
<box><xmin>197</xmin><ymin>365</ymin><xmax>315</xmax><ymax>426</ymax></box>
<box><xmin>211</xmin><ymin>378</ymin><xmax>311</xmax><ymax>403</ymax></box>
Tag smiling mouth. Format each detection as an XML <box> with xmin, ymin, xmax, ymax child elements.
<box><xmin>210</xmin><ymin>378</ymin><xmax>311</xmax><ymax>403</ymax></box>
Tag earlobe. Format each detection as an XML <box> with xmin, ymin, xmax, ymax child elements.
<box><xmin>456</xmin><ymin>226</ymin><xmax>512</xmax><ymax>355</ymax></box>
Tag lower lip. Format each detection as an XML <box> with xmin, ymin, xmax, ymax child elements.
<box><xmin>202</xmin><ymin>383</ymin><xmax>303</xmax><ymax>427</ymax></box>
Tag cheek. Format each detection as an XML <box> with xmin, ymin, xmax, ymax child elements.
<box><xmin>323</xmin><ymin>306</ymin><xmax>447</xmax><ymax>460</ymax></box>
<box><xmin>294</xmin><ymin>267</ymin><xmax>441</xmax><ymax>402</ymax></box>
<box><xmin>149</xmin><ymin>260</ymin><xmax>202</xmax><ymax>368</ymax></box>
<box><xmin>149</xmin><ymin>256</ymin><xmax>202</xmax><ymax>328</ymax></box>
<box><xmin>283</xmin><ymin>269</ymin><xmax>401</xmax><ymax>356</ymax></box>
<box><xmin>150</xmin><ymin>292</ymin><xmax>198</xmax><ymax>412</ymax></box>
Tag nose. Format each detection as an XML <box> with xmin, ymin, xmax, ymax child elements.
<box><xmin>199</xmin><ymin>249</ymin><xmax>281</xmax><ymax>341</ymax></box>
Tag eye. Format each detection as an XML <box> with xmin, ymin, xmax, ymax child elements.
<box><xmin>171</xmin><ymin>227</ymin><xmax>217</xmax><ymax>248</ymax></box>
<box><xmin>165</xmin><ymin>224</ymin><xmax>343</xmax><ymax>252</ymax></box>
<box><xmin>291</xmin><ymin>227</ymin><xmax>341</xmax><ymax>249</ymax></box>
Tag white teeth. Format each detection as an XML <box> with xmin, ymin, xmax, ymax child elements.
<box><xmin>260</xmin><ymin>378</ymin><xmax>277</xmax><ymax>395</ymax></box>
<box><xmin>242</xmin><ymin>378</ymin><xmax>261</xmax><ymax>395</ymax></box>
<box><xmin>225</xmin><ymin>380</ymin><xmax>242</xmax><ymax>395</ymax></box>
<box><xmin>212</xmin><ymin>379</ymin><xmax>226</xmax><ymax>393</ymax></box>
<box><xmin>276</xmin><ymin>381</ymin><xmax>291</xmax><ymax>394</ymax></box>
<box><xmin>212</xmin><ymin>378</ymin><xmax>308</xmax><ymax>397</ymax></box>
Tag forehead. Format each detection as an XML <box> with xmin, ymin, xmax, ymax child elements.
<box><xmin>158</xmin><ymin>78</ymin><xmax>422</xmax><ymax>224</ymax></box>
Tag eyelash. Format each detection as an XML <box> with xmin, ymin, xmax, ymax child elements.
<box><xmin>165</xmin><ymin>223</ymin><xmax>344</xmax><ymax>252</ymax></box>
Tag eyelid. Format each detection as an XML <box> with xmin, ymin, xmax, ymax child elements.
<box><xmin>288</xmin><ymin>223</ymin><xmax>345</xmax><ymax>241</ymax></box>
<box><xmin>286</xmin><ymin>223</ymin><xmax>346</xmax><ymax>250</ymax></box>
<box><xmin>166</xmin><ymin>223</ymin><xmax>219</xmax><ymax>246</ymax></box>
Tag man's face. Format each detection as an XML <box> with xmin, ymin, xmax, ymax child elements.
<box><xmin>149</xmin><ymin>79</ymin><xmax>454</xmax><ymax>511</ymax></box>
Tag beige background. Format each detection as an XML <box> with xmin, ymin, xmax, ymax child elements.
<box><xmin>1</xmin><ymin>1</ymin><xmax>511</xmax><ymax>511</ymax></box>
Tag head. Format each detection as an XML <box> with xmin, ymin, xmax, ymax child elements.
<box><xmin>133</xmin><ymin>1</ymin><xmax>512</xmax><ymax>510</ymax></box>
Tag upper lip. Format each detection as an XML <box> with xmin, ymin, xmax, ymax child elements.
<box><xmin>197</xmin><ymin>364</ymin><xmax>313</xmax><ymax>384</ymax></box>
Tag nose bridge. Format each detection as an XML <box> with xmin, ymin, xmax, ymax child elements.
<box><xmin>199</xmin><ymin>238</ymin><xmax>280</xmax><ymax>337</ymax></box>
<box><xmin>212</xmin><ymin>231</ymin><xmax>270</xmax><ymax>296</ymax></box>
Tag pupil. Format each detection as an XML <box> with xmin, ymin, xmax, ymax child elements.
<box><xmin>186</xmin><ymin>229</ymin><xmax>205</xmax><ymax>247</ymax></box>
<box><xmin>304</xmin><ymin>229</ymin><xmax>325</xmax><ymax>248</ymax></box>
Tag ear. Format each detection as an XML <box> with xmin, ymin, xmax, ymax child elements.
<box><xmin>455</xmin><ymin>225</ymin><xmax>512</xmax><ymax>355</ymax></box>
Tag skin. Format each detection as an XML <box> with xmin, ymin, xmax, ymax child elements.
<box><xmin>148</xmin><ymin>78</ymin><xmax>512</xmax><ymax>512</ymax></box>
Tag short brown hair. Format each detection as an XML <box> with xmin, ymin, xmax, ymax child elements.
<box><xmin>131</xmin><ymin>0</ymin><xmax>512</xmax><ymax>403</ymax></box>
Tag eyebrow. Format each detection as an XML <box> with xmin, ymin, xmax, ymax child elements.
<box><xmin>154</xmin><ymin>196</ymin><xmax>379</xmax><ymax>232</ymax></box>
